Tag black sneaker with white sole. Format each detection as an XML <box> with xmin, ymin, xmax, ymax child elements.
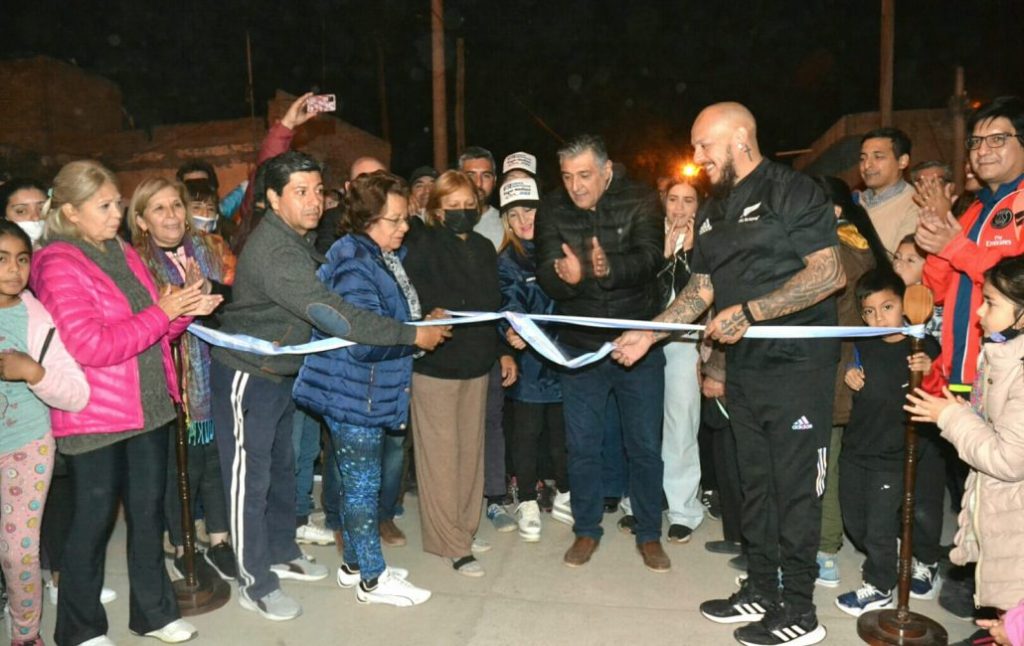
<box><xmin>700</xmin><ymin>578</ymin><xmax>775</xmax><ymax>624</ymax></box>
<box><xmin>733</xmin><ymin>602</ymin><xmax>826</xmax><ymax>646</ymax></box>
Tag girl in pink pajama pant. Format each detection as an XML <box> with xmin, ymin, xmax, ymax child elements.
<box><xmin>0</xmin><ymin>221</ymin><xmax>89</xmax><ymax>644</ymax></box>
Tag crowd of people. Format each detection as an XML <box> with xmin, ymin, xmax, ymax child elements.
<box><xmin>0</xmin><ymin>90</ymin><xmax>1022</xmax><ymax>646</ymax></box>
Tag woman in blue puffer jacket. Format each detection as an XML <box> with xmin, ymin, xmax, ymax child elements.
<box><xmin>293</xmin><ymin>172</ymin><xmax>447</xmax><ymax>607</ymax></box>
<box><xmin>496</xmin><ymin>177</ymin><xmax>568</xmax><ymax>543</ymax></box>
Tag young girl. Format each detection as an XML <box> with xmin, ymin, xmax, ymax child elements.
<box><xmin>906</xmin><ymin>255</ymin><xmax>1024</xmax><ymax>635</ymax></box>
<box><xmin>0</xmin><ymin>220</ymin><xmax>89</xmax><ymax>645</ymax></box>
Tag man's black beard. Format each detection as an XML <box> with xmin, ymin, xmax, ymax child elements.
<box><xmin>708</xmin><ymin>152</ymin><xmax>738</xmax><ymax>200</ymax></box>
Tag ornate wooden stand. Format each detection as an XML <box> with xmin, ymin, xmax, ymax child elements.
<box><xmin>171</xmin><ymin>343</ymin><xmax>230</xmax><ymax>615</ymax></box>
<box><xmin>857</xmin><ymin>285</ymin><xmax>947</xmax><ymax>645</ymax></box>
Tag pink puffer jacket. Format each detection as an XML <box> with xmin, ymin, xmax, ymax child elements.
<box><xmin>29</xmin><ymin>240</ymin><xmax>190</xmax><ymax>437</ymax></box>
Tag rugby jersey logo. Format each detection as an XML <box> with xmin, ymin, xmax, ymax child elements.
<box><xmin>738</xmin><ymin>202</ymin><xmax>762</xmax><ymax>223</ymax></box>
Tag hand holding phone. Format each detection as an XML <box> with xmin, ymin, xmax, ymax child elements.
<box><xmin>305</xmin><ymin>94</ymin><xmax>337</xmax><ymax>114</ymax></box>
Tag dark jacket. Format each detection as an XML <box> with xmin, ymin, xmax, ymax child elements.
<box><xmin>212</xmin><ymin>211</ymin><xmax>417</xmax><ymax>380</ymax></box>
<box><xmin>498</xmin><ymin>242</ymin><xmax>562</xmax><ymax>403</ymax></box>
<box><xmin>403</xmin><ymin>223</ymin><xmax>501</xmax><ymax>379</ymax></box>
<box><xmin>535</xmin><ymin>173</ymin><xmax>664</xmax><ymax>350</ymax></box>
<box><xmin>293</xmin><ymin>234</ymin><xmax>416</xmax><ymax>429</ymax></box>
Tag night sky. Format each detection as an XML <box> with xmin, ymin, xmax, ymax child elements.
<box><xmin>2</xmin><ymin>0</ymin><xmax>1022</xmax><ymax>185</ymax></box>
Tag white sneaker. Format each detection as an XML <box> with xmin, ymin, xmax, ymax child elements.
<box><xmin>336</xmin><ymin>563</ymin><xmax>409</xmax><ymax>589</ymax></box>
<box><xmin>79</xmin><ymin>637</ymin><xmax>116</xmax><ymax>646</ymax></box>
<box><xmin>355</xmin><ymin>568</ymin><xmax>431</xmax><ymax>607</ymax></box>
<box><xmin>46</xmin><ymin>580</ymin><xmax>118</xmax><ymax>606</ymax></box>
<box><xmin>295</xmin><ymin>522</ymin><xmax>335</xmax><ymax>545</ymax></box>
<box><xmin>516</xmin><ymin>500</ymin><xmax>542</xmax><ymax>542</ymax></box>
<box><xmin>551</xmin><ymin>490</ymin><xmax>573</xmax><ymax>526</ymax></box>
<box><xmin>138</xmin><ymin>618</ymin><xmax>197</xmax><ymax>643</ymax></box>
<box><xmin>471</xmin><ymin>537</ymin><xmax>492</xmax><ymax>553</ymax></box>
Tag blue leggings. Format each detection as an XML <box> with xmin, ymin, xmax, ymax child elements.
<box><xmin>326</xmin><ymin>420</ymin><xmax>386</xmax><ymax>581</ymax></box>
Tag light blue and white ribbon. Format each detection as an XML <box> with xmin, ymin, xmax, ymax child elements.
<box><xmin>188</xmin><ymin>311</ymin><xmax>924</xmax><ymax>371</ymax></box>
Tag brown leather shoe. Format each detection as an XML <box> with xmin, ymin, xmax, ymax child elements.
<box><xmin>563</xmin><ymin>536</ymin><xmax>599</xmax><ymax>568</ymax></box>
<box><xmin>379</xmin><ymin>519</ymin><xmax>407</xmax><ymax>547</ymax></box>
<box><xmin>639</xmin><ymin>540</ymin><xmax>671</xmax><ymax>573</ymax></box>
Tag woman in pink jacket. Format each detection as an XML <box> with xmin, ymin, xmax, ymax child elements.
<box><xmin>907</xmin><ymin>256</ymin><xmax>1024</xmax><ymax>643</ymax></box>
<box><xmin>0</xmin><ymin>220</ymin><xmax>89</xmax><ymax>646</ymax></box>
<box><xmin>30</xmin><ymin>161</ymin><xmax>221</xmax><ymax>646</ymax></box>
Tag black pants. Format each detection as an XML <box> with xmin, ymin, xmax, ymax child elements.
<box><xmin>40</xmin><ymin>454</ymin><xmax>72</xmax><ymax>572</ymax></box>
<box><xmin>55</xmin><ymin>424</ymin><xmax>180</xmax><ymax>645</ymax></box>
<box><xmin>913</xmin><ymin>428</ymin><xmax>946</xmax><ymax>565</ymax></box>
<box><xmin>165</xmin><ymin>434</ymin><xmax>230</xmax><ymax>547</ymax></box>
<box><xmin>728</xmin><ymin>365</ymin><xmax>834</xmax><ymax>613</ymax></box>
<box><xmin>705</xmin><ymin>398</ymin><xmax>743</xmax><ymax>544</ymax></box>
<box><xmin>839</xmin><ymin>459</ymin><xmax>901</xmax><ymax>591</ymax></box>
<box><xmin>211</xmin><ymin>360</ymin><xmax>302</xmax><ymax>601</ymax></box>
<box><xmin>509</xmin><ymin>401</ymin><xmax>567</xmax><ymax>499</ymax></box>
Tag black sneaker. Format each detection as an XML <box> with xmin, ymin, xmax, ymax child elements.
<box><xmin>536</xmin><ymin>482</ymin><xmax>554</xmax><ymax>512</ymax></box>
<box><xmin>603</xmin><ymin>497</ymin><xmax>621</xmax><ymax>513</ymax></box>
<box><xmin>169</xmin><ymin>551</ymin><xmax>218</xmax><ymax>583</ymax></box>
<box><xmin>204</xmin><ymin>542</ymin><xmax>239</xmax><ymax>581</ymax></box>
<box><xmin>667</xmin><ymin>524</ymin><xmax>693</xmax><ymax>543</ymax></box>
<box><xmin>617</xmin><ymin>515</ymin><xmax>637</xmax><ymax>535</ymax></box>
<box><xmin>938</xmin><ymin>566</ymin><xmax>975</xmax><ymax>621</ymax></box>
<box><xmin>701</xmin><ymin>489</ymin><xmax>722</xmax><ymax>521</ymax></box>
<box><xmin>700</xmin><ymin>578</ymin><xmax>775</xmax><ymax>624</ymax></box>
<box><xmin>733</xmin><ymin>602</ymin><xmax>826</xmax><ymax>646</ymax></box>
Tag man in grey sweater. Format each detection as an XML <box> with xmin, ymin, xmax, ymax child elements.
<box><xmin>211</xmin><ymin>151</ymin><xmax>446</xmax><ymax>621</ymax></box>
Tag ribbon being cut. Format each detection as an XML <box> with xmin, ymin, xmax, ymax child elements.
<box><xmin>187</xmin><ymin>311</ymin><xmax>926</xmax><ymax>370</ymax></box>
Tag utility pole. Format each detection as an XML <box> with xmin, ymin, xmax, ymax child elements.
<box><xmin>431</xmin><ymin>0</ymin><xmax>448</xmax><ymax>170</ymax></box>
<box><xmin>377</xmin><ymin>37</ymin><xmax>390</xmax><ymax>142</ymax></box>
<box><xmin>879</xmin><ymin>0</ymin><xmax>895</xmax><ymax>126</ymax></box>
<box><xmin>455</xmin><ymin>37</ymin><xmax>466</xmax><ymax>154</ymax></box>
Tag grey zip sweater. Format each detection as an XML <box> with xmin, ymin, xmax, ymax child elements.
<box><xmin>212</xmin><ymin>211</ymin><xmax>417</xmax><ymax>380</ymax></box>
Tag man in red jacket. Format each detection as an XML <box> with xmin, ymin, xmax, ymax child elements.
<box><xmin>916</xmin><ymin>96</ymin><xmax>1024</xmax><ymax>393</ymax></box>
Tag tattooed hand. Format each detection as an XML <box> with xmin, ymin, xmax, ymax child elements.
<box><xmin>705</xmin><ymin>304</ymin><xmax>750</xmax><ymax>344</ymax></box>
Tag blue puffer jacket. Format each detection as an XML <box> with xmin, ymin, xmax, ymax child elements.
<box><xmin>498</xmin><ymin>242</ymin><xmax>562</xmax><ymax>403</ymax></box>
<box><xmin>293</xmin><ymin>234</ymin><xmax>417</xmax><ymax>429</ymax></box>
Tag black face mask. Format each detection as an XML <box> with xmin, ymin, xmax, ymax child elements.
<box><xmin>442</xmin><ymin>209</ymin><xmax>479</xmax><ymax>235</ymax></box>
<box><xmin>985</xmin><ymin>310</ymin><xmax>1024</xmax><ymax>344</ymax></box>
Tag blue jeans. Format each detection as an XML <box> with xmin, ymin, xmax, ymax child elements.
<box><xmin>336</xmin><ymin>433</ymin><xmax>405</xmax><ymax>523</ymax></box>
<box><xmin>602</xmin><ymin>394</ymin><xmax>629</xmax><ymax>499</ymax></box>
<box><xmin>326</xmin><ymin>420</ymin><xmax>387</xmax><ymax>581</ymax></box>
<box><xmin>561</xmin><ymin>348</ymin><xmax>665</xmax><ymax>543</ymax></box>
<box><xmin>322</xmin><ymin>438</ymin><xmax>342</xmax><ymax>531</ymax></box>
<box><xmin>292</xmin><ymin>408</ymin><xmax>321</xmax><ymax>523</ymax></box>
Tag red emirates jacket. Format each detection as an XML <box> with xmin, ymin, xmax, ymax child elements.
<box><xmin>924</xmin><ymin>176</ymin><xmax>1024</xmax><ymax>389</ymax></box>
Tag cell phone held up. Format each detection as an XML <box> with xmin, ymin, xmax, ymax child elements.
<box><xmin>305</xmin><ymin>94</ymin><xmax>336</xmax><ymax>114</ymax></box>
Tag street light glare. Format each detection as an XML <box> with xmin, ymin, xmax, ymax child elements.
<box><xmin>681</xmin><ymin>162</ymin><xmax>700</xmax><ymax>177</ymax></box>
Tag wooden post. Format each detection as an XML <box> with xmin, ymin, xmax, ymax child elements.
<box><xmin>951</xmin><ymin>66</ymin><xmax>967</xmax><ymax>191</ymax></box>
<box><xmin>455</xmin><ymin>37</ymin><xmax>466</xmax><ymax>155</ymax></box>
<box><xmin>431</xmin><ymin>0</ymin><xmax>448</xmax><ymax>171</ymax></box>
<box><xmin>246</xmin><ymin>31</ymin><xmax>259</xmax><ymax>157</ymax></box>
<box><xmin>170</xmin><ymin>343</ymin><xmax>230</xmax><ymax>615</ymax></box>
<box><xmin>879</xmin><ymin>0</ymin><xmax>895</xmax><ymax>127</ymax></box>
<box><xmin>377</xmin><ymin>37</ymin><xmax>390</xmax><ymax>142</ymax></box>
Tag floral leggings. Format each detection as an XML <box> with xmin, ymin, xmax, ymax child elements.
<box><xmin>326</xmin><ymin>421</ymin><xmax>386</xmax><ymax>581</ymax></box>
<box><xmin>0</xmin><ymin>434</ymin><xmax>55</xmax><ymax>642</ymax></box>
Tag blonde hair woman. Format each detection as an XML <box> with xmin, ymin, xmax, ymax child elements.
<box><xmin>31</xmin><ymin>161</ymin><xmax>220</xmax><ymax>645</ymax></box>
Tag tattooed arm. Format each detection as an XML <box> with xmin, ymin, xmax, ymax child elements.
<box><xmin>705</xmin><ymin>245</ymin><xmax>846</xmax><ymax>344</ymax></box>
<box><xmin>611</xmin><ymin>273</ymin><xmax>713</xmax><ymax>366</ymax></box>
